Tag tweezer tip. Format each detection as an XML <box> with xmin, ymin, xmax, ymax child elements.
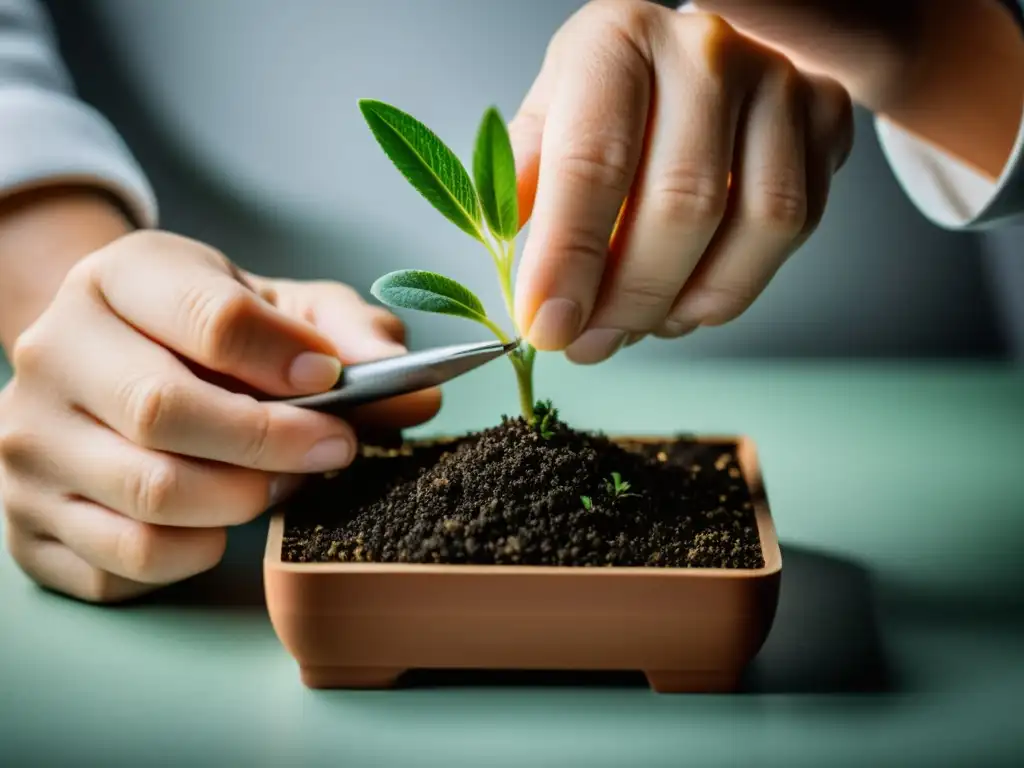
<box><xmin>502</xmin><ymin>338</ymin><xmax>522</xmax><ymax>353</ymax></box>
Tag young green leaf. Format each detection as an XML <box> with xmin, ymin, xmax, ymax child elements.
<box><xmin>359</xmin><ymin>99</ymin><xmax>483</xmax><ymax>241</ymax></box>
<box><xmin>371</xmin><ymin>270</ymin><xmax>490</xmax><ymax>323</ymax></box>
<box><xmin>473</xmin><ymin>106</ymin><xmax>519</xmax><ymax>240</ymax></box>
<box><xmin>580</xmin><ymin>495</ymin><xmax>593</xmax><ymax>510</ymax></box>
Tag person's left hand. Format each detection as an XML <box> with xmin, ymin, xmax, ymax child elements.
<box><xmin>511</xmin><ymin>0</ymin><xmax>854</xmax><ymax>362</ymax></box>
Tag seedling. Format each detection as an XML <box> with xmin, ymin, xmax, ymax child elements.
<box><xmin>532</xmin><ymin>399</ymin><xmax>558</xmax><ymax>439</ymax></box>
<box><xmin>605</xmin><ymin>472</ymin><xmax>636</xmax><ymax>498</ymax></box>
<box><xmin>359</xmin><ymin>99</ymin><xmax>538</xmax><ymax>419</ymax></box>
<box><xmin>580</xmin><ymin>495</ymin><xmax>593</xmax><ymax>510</ymax></box>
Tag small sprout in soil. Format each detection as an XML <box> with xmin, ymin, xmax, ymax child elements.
<box><xmin>530</xmin><ymin>399</ymin><xmax>559</xmax><ymax>439</ymax></box>
<box><xmin>359</xmin><ymin>99</ymin><xmax>539</xmax><ymax>420</ymax></box>
<box><xmin>580</xmin><ymin>495</ymin><xmax>593</xmax><ymax>510</ymax></box>
<box><xmin>605</xmin><ymin>471</ymin><xmax>637</xmax><ymax>498</ymax></box>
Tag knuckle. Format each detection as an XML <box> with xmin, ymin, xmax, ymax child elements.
<box><xmin>129</xmin><ymin>457</ymin><xmax>180</xmax><ymax>522</ymax></box>
<box><xmin>1</xmin><ymin>486</ymin><xmax>35</xmax><ymax>531</ymax></box>
<box><xmin>0</xmin><ymin>423</ymin><xmax>36</xmax><ymax>470</ymax></box>
<box><xmin>545</xmin><ymin>221</ymin><xmax>612</xmax><ymax>272</ymax></box>
<box><xmin>563</xmin><ymin>1</ymin><xmax>654</xmax><ymax>83</ymax></box>
<box><xmin>650</xmin><ymin>164</ymin><xmax>728</xmax><ymax>225</ymax></box>
<box><xmin>239</xmin><ymin>405</ymin><xmax>274</xmax><ymax>468</ymax></box>
<box><xmin>508</xmin><ymin>110</ymin><xmax>545</xmax><ymax>142</ymax></box>
<box><xmin>818</xmin><ymin>81</ymin><xmax>854</xmax><ymax>132</ymax></box>
<box><xmin>556</xmin><ymin>135</ymin><xmax>636</xmax><ymax>195</ymax></box>
<box><xmin>587</xmin><ymin>0</ymin><xmax>654</xmax><ymax>37</ymax></box>
<box><xmin>93</xmin><ymin>230</ymin><xmax>175</xmax><ymax>271</ymax></box>
<box><xmin>368</xmin><ymin>308</ymin><xmax>406</xmax><ymax>341</ymax></box>
<box><xmin>9</xmin><ymin>323</ymin><xmax>52</xmax><ymax>377</ymax></box>
<box><xmin>116</xmin><ymin>521</ymin><xmax>164</xmax><ymax>583</ymax></box>
<box><xmin>180</xmin><ymin>282</ymin><xmax>254</xmax><ymax>363</ymax></box>
<box><xmin>828</xmin><ymin>98</ymin><xmax>855</xmax><ymax>163</ymax></box>
<box><xmin>749</xmin><ymin>172</ymin><xmax>807</xmax><ymax>233</ymax></box>
<box><xmin>78</xmin><ymin>569</ymin><xmax>133</xmax><ymax>604</ymax></box>
<box><xmin>617</xmin><ymin>277</ymin><xmax>678</xmax><ymax>310</ymax></box>
<box><xmin>807</xmin><ymin>78</ymin><xmax>855</xmax><ymax>167</ymax></box>
<box><xmin>62</xmin><ymin>255</ymin><xmax>101</xmax><ymax>293</ymax></box>
<box><xmin>697</xmin><ymin>284</ymin><xmax>758</xmax><ymax>324</ymax></box>
<box><xmin>130</xmin><ymin>229</ymin><xmax>220</xmax><ymax>262</ymax></box>
<box><xmin>680</xmin><ymin>11</ymin><xmax>740</xmax><ymax>75</ymax></box>
<box><xmin>769</xmin><ymin>56</ymin><xmax>802</xmax><ymax>90</ymax></box>
<box><xmin>121</xmin><ymin>375</ymin><xmax>180</xmax><ymax>447</ymax></box>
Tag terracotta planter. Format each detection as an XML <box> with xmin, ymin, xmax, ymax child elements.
<box><xmin>264</xmin><ymin>435</ymin><xmax>781</xmax><ymax>693</ymax></box>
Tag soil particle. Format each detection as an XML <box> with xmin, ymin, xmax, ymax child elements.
<box><xmin>282</xmin><ymin>407</ymin><xmax>763</xmax><ymax>569</ymax></box>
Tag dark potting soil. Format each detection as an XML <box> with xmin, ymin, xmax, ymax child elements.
<box><xmin>281</xmin><ymin>405</ymin><xmax>764</xmax><ymax>568</ymax></box>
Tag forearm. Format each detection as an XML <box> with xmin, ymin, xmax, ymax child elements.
<box><xmin>0</xmin><ymin>0</ymin><xmax>157</xmax><ymax>353</ymax></box>
<box><xmin>693</xmin><ymin>0</ymin><xmax>1024</xmax><ymax>180</ymax></box>
<box><xmin>0</xmin><ymin>186</ymin><xmax>130</xmax><ymax>351</ymax></box>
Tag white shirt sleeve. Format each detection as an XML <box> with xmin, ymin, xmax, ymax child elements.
<box><xmin>0</xmin><ymin>0</ymin><xmax>157</xmax><ymax>226</ymax></box>
<box><xmin>875</xmin><ymin>110</ymin><xmax>1024</xmax><ymax>231</ymax></box>
<box><xmin>677</xmin><ymin>0</ymin><xmax>1024</xmax><ymax>233</ymax></box>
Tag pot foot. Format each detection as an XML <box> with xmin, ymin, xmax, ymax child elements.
<box><xmin>644</xmin><ymin>669</ymin><xmax>740</xmax><ymax>694</ymax></box>
<box><xmin>300</xmin><ymin>666</ymin><xmax>405</xmax><ymax>689</ymax></box>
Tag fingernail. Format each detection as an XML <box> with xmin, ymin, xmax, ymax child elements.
<box><xmin>660</xmin><ymin>318</ymin><xmax>700</xmax><ymax>338</ymax></box>
<box><xmin>289</xmin><ymin>352</ymin><xmax>341</xmax><ymax>392</ymax></box>
<box><xmin>565</xmin><ymin>329</ymin><xmax>627</xmax><ymax>364</ymax></box>
<box><xmin>303</xmin><ymin>436</ymin><xmax>355</xmax><ymax>472</ymax></box>
<box><xmin>268</xmin><ymin>473</ymin><xmax>304</xmax><ymax>507</ymax></box>
<box><xmin>526</xmin><ymin>298</ymin><xmax>581</xmax><ymax>350</ymax></box>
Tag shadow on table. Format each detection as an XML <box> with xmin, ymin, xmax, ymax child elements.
<box><xmin>138</xmin><ymin>529</ymin><xmax>898</xmax><ymax>694</ymax></box>
<box><xmin>739</xmin><ymin>544</ymin><xmax>897</xmax><ymax>694</ymax></box>
<box><xmin>403</xmin><ymin>543</ymin><xmax>899</xmax><ymax>695</ymax></box>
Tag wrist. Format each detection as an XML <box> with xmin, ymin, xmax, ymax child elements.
<box><xmin>692</xmin><ymin>0</ymin><xmax>1024</xmax><ymax>180</ymax></box>
<box><xmin>879</xmin><ymin>0</ymin><xmax>1024</xmax><ymax>179</ymax></box>
<box><xmin>0</xmin><ymin>185</ymin><xmax>132</xmax><ymax>351</ymax></box>
<box><xmin>687</xmin><ymin>0</ymin><xmax>928</xmax><ymax>109</ymax></box>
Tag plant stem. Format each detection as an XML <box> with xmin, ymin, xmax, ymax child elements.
<box><xmin>481</xmin><ymin>233</ymin><xmax>536</xmax><ymax>421</ymax></box>
<box><xmin>497</xmin><ymin>238</ymin><xmax>537</xmax><ymax>421</ymax></box>
<box><xmin>497</xmin><ymin>239</ymin><xmax>517</xmax><ymax>325</ymax></box>
<box><xmin>511</xmin><ymin>352</ymin><xmax>535</xmax><ymax>420</ymax></box>
<box><xmin>481</xmin><ymin>316</ymin><xmax>511</xmax><ymax>344</ymax></box>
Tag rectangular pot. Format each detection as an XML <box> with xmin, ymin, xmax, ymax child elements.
<box><xmin>264</xmin><ymin>435</ymin><xmax>782</xmax><ymax>693</ymax></box>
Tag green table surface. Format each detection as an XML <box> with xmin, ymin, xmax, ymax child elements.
<box><xmin>2</xmin><ymin>357</ymin><xmax>1023</xmax><ymax>767</ymax></box>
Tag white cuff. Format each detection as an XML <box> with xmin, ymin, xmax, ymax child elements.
<box><xmin>875</xmin><ymin>105</ymin><xmax>1024</xmax><ymax>231</ymax></box>
<box><xmin>0</xmin><ymin>86</ymin><xmax>158</xmax><ymax>227</ymax></box>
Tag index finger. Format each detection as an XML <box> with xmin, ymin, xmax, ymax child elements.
<box><xmin>514</xmin><ymin>22</ymin><xmax>651</xmax><ymax>350</ymax></box>
<box><xmin>33</xmin><ymin>294</ymin><xmax>357</xmax><ymax>473</ymax></box>
<box><xmin>87</xmin><ymin>232</ymin><xmax>342</xmax><ymax>398</ymax></box>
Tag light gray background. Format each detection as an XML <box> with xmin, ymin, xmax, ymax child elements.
<box><xmin>30</xmin><ymin>0</ymin><xmax>1021</xmax><ymax>362</ymax></box>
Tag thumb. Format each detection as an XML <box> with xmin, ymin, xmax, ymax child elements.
<box><xmin>88</xmin><ymin>236</ymin><xmax>343</xmax><ymax>399</ymax></box>
<box><xmin>507</xmin><ymin>61</ymin><xmax>556</xmax><ymax>230</ymax></box>
<box><xmin>508</xmin><ymin>109</ymin><xmax>544</xmax><ymax>229</ymax></box>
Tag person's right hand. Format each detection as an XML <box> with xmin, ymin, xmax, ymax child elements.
<box><xmin>0</xmin><ymin>230</ymin><xmax>433</xmax><ymax>603</ymax></box>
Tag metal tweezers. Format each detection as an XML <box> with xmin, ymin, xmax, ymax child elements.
<box><xmin>277</xmin><ymin>338</ymin><xmax>520</xmax><ymax>413</ymax></box>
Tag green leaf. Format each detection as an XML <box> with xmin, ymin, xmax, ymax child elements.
<box><xmin>473</xmin><ymin>106</ymin><xmax>519</xmax><ymax>240</ymax></box>
<box><xmin>359</xmin><ymin>99</ymin><xmax>483</xmax><ymax>241</ymax></box>
<box><xmin>370</xmin><ymin>269</ymin><xmax>489</xmax><ymax>323</ymax></box>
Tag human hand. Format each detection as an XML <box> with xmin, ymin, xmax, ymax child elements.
<box><xmin>0</xmin><ymin>230</ymin><xmax>439</xmax><ymax>602</ymax></box>
<box><xmin>511</xmin><ymin>0</ymin><xmax>854</xmax><ymax>362</ymax></box>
